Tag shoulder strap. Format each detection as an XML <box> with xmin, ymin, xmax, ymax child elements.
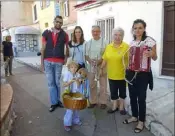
<box><xmin>101</xmin><ymin>37</ymin><xmax>104</xmax><ymax>48</ymax></box>
<box><xmin>88</xmin><ymin>39</ymin><xmax>92</xmax><ymax>56</ymax></box>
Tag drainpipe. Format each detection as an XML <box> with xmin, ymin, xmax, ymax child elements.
<box><xmin>0</xmin><ymin>1</ymin><xmax>2</xmax><ymax>50</ymax></box>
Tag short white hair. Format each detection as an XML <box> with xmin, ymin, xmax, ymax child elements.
<box><xmin>92</xmin><ymin>25</ymin><xmax>100</xmax><ymax>30</ymax></box>
<box><xmin>112</xmin><ymin>27</ymin><xmax>125</xmax><ymax>39</ymax></box>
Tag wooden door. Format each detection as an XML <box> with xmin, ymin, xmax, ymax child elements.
<box><xmin>162</xmin><ymin>1</ymin><xmax>175</xmax><ymax>77</ymax></box>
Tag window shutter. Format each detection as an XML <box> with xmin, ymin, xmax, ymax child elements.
<box><xmin>40</xmin><ymin>0</ymin><xmax>43</xmax><ymax>9</ymax></box>
<box><xmin>46</xmin><ymin>0</ymin><xmax>50</xmax><ymax>7</ymax></box>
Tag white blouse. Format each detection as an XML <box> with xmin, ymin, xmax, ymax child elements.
<box><xmin>130</xmin><ymin>36</ymin><xmax>156</xmax><ymax>48</ymax></box>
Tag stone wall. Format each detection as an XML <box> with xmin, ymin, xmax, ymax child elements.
<box><xmin>0</xmin><ymin>59</ymin><xmax>15</xmax><ymax>136</ymax></box>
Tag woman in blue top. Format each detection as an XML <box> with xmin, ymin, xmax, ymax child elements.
<box><xmin>68</xmin><ymin>26</ymin><xmax>85</xmax><ymax>70</ymax></box>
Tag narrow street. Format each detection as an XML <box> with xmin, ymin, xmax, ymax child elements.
<box><xmin>7</xmin><ymin>61</ymin><xmax>154</xmax><ymax>136</ymax></box>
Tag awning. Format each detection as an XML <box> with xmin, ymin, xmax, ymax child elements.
<box><xmin>2</xmin><ymin>30</ymin><xmax>10</xmax><ymax>36</ymax></box>
<box><xmin>15</xmin><ymin>26</ymin><xmax>40</xmax><ymax>35</ymax></box>
<box><xmin>74</xmin><ymin>0</ymin><xmax>96</xmax><ymax>8</ymax></box>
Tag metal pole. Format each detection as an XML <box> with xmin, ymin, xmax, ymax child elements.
<box><xmin>0</xmin><ymin>1</ymin><xmax>2</xmax><ymax>49</ymax></box>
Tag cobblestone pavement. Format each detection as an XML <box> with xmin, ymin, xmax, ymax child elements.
<box><xmin>8</xmin><ymin>61</ymin><xmax>154</xmax><ymax>136</ymax></box>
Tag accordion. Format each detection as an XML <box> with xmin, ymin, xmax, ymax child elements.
<box><xmin>128</xmin><ymin>45</ymin><xmax>151</xmax><ymax>72</ymax></box>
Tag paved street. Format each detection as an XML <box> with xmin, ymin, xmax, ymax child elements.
<box><xmin>7</xmin><ymin>61</ymin><xmax>154</xmax><ymax>136</ymax></box>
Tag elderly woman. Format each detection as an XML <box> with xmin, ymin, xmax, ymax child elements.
<box><xmin>123</xmin><ymin>19</ymin><xmax>157</xmax><ymax>133</ymax></box>
<box><xmin>99</xmin><ymin>27</ymin><xmax>129</xmax><ymax>115</ymax></box>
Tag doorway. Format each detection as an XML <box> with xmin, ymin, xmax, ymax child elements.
<box><xmin>162</xmin><ymin>1</ymin><xmax>175</xmax><ymax>77</ymax></box>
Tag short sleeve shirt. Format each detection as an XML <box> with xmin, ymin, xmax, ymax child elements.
<box><xmin>63</xmin><ymin>71</ymin><xmax>80</xmax><ymax>93</ymax></box>
<box><xmin>85</xmin><ymin>37</ymin><xmax>109</xmax><ymax>59</ymax></box>
<box><xmin>102</xmin><ymin>42</ymin><xmax>129</xmax><ymax>80</ymax></box>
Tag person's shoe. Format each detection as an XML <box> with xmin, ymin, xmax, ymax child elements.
<box><xmin>88</xmin><ymin>104</ymin><xmax>96</xmax><ymax>108</ymax></box>
<box><xmin>107</xmin><ymin>108</ymin><xmax>119</xmax><ymax>114</ymax></box>
<box><xmin>10</xmin><ymin>73</ymin><xmax>14</xmax><ymax>76</ymax></box>
<box><xmin>74</xmin><ymin>121</ymin><xmax>82</xmax><ymax>126</ymax></box>
<box><xmin>49</xmin><ymin>105</ymin><xmax>56</xmax><ymax>112</ymax></box>
<box><xmin>56</xmin><ymin>101</ymin><xmax>64</xmax><ymax>108</ymax></box>
<box><xmin>64</xmin><ymin>126</ymin><xmax>71</xmax><ymax>132</ymax></box>
<box><xmin>100</xmin><ymin>104</ymin><xmax>107</xmax><ymax>109</ymax></box>
<box><xmin>5</xmin><ymin>74</ymin><xmax>9</xmax><ymax>77</ymax></box>
<box><xmin>120</xmin><ymin>110</ymin><xmax>127</xmax><ymax>115</ymax></box>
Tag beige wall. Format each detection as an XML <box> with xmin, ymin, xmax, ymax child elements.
<box><xmin>1</xmin><ymin>1</ymin><xmax>33</xmax><ymax>28</ymax></box>
<box><xmin>67</xmin><ymin>0</ymin><xmax>77</xmax><ymax>24</ymax></box>
<box><xmin>60</xmin><ymin>0</ymin><xmax>77</xmax><ymax>25</ymax></box>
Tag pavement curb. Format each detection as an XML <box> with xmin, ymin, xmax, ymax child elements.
<box><xmin>0</xmin><ymin>84</ymin><xmax>15</xmax><ymax>136</ymax></box>
<box><xmin>126</xmin><ymin>100</ymin><xmax>174</xmax><ymax>136</ymax></box>
<box><xmin>14</xmin><ymin>59</ymin><xmax>43</xmax><ymax>73</ymax></box>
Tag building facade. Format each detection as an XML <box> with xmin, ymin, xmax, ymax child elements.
<box><xmin>1</xmin><ymin>1</ymin><xmax>41</xmax><ymax>57</ymax></box>
<box><xmin>1</xmin><ymin>1</ymin><xmax>33</xmax><ymax>29</ymax></box>
<box><xmin>59</xmin><ymin>0</ymin><xmax>77</xmax><ymax>39</ymax></box>
<box><xmin>76</xmin><ymin>1</ymin><xmax>175</xmax><ymax>78</ymax></box>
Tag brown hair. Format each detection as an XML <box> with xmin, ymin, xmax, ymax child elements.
<box><xmin>5</xmin><ymin>36</ymin><xmax>11</xmax><ymax>41</ymax></box>
<box><xmin>78</xmin><ymin>68</ymin><xmax>88</xmax><ymax>78</ymax></box>
<box><xmin>72</xmin><ymin>26</ymin><xmax>85</xmax><ymax>45</ymax></box>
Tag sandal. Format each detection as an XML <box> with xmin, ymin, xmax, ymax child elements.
<box><xmin>64</xmin><ymin>126</ymin><xmax>71</xmax><ymax>132</ymax></box>
<box><xmin>123</xmin><ymin>118</ymin><xmax>138</xmax><ymax>124</ymax></box>
<box><xmin>120</xmin><ymin>110</ymin><xmax>127</xmax><ymax>115</ymax></box>
<box><xmin>134</xmin><ymin>127</ymin><xmax>144</xmax><ymax>133</ymax></box>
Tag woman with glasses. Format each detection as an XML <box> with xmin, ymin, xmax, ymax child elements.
<box><xmin>123</xmin><ymin>19</ymin><xmax>157</xmax><ymax>133</ymax></box>
<box><xmin>68</xmin><ymin>26</ymin><xmax>86</xmax><ymax>70</ymax></box>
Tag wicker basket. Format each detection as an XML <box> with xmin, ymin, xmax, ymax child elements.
<box><xmin>63</xmin><ymin>92</ymin><xmax>87</xmax><ymax>110</ymax></box>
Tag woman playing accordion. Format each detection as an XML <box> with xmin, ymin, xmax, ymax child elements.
<box><xmin>123</xmin><ymin>19</ymin><xmax>157</xmax><ymax>133</ymax></box>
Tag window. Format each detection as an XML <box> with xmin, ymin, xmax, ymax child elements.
<box><xmin>45</xmin><ymin>22</ymin><xmax>49</xmax><ymax>28</ymax></box>
<box><xmin>64</xmin><ymin>0</ymin><xmax>69</xmax><ymax>17</ymax></box>
<box><xmin>33</xmin><ymin>5</ymin><xmax>38</xmax><ymax>21</ymax></box>
<box><xmin>40</xmin><ymin>0</ymin><xmax>50</xmax><ymax>9</ymax></box>
<box><xmin>40</xmin><ymin>0</ymin><xmax>43</xmax><ymax>9</ymax></box>
<box><xmin>55</xmin><ymin>2</ymin><xmax>60</xmax><ymax>16</ymax></box>
<box><xmin>46</xmin><ymin>0</ymin><xmax>50</xmax><ymax>7</ymax></box>
<box><xmin>96</xmin><ymin>18</ymin><xmax>115</xmax><ymax>43</ymax></box>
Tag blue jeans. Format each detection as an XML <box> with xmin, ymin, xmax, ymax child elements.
<box><xmin>64</xmin><ymin>109</ymin><xmax>80</xmax><ymax>126</ymax></box>
<box><xmin>44</xmin><ymin>60</ymin><xmax>63</xmax><ymax>105</ymax></box>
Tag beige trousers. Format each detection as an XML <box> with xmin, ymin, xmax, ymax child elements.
<box><xmin>88</xmin><ymin>72</ymin><xmax>108</xmax><ymax>104</ymax></box>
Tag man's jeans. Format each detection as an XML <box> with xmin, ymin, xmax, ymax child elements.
<box><xmin>44</xmin><ymin>60</ymin><xmax>63</xmax><ymax>105</ymax></box>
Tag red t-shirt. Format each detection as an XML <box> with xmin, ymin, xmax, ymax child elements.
<box><xmin>42</xmin><ymin>31</ymin><xmax>69</xmax><ymax>63</ymax></box>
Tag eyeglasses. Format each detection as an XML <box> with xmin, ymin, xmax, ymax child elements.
<box><xmin>55</xmin><ymin>21</ymin><xmax>63</xmax><ymax>25</ymax></box>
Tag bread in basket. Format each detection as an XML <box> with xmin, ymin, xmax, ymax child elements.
<box><xmin>62</xmin><ymin>90</ymin><xmax>88</xmax><ymax>110</ymax></box>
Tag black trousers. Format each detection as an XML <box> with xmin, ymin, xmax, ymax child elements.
<box><xmin>128</xmin><ymin>72</ymin><xmax>149</xmax><ymax>122</ymax></box>
<box><xmin>108</xmin><ymin>79</ymin><xmax>126</xmax><ymax>100</ymax></box>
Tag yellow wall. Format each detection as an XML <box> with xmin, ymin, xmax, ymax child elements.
<box><xmin>33</xmin><ymin>1</ymin><xmax>56</xmax><ymax>34</ymax></box>
<box><xmin>32</xmin><ymin>1</ymin><xmax>56</xmax><ymax>49</ymax></box>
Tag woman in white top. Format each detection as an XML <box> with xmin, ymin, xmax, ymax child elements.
<box><xmin>123</xmin><ymin>19</ymin><xmax>157</xmax><ymax>133</ymax></box>
<box><xmin>68</xmin><ymin>26</ymin><xmax>86</xmax><ymax>70</ymax></box>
